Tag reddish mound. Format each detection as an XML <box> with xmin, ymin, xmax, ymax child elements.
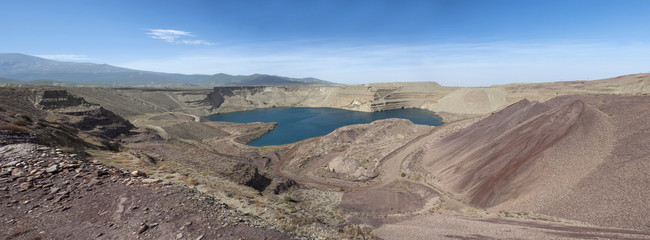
<box><xmin>442</xmin><ymin>99</ymin><xmax>550</xmax><ymax>153</ymax></box>
<box><xmin>455</xmin><ymin>100</ymin><xmax>593</xmax><ymax>207</ymax></box>
<box><xmin>422</xmin><ymin>95</ymin><xmax>650</xmax><ymax>228</ymax></box>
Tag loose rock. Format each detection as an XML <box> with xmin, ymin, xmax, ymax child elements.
<box><xmin>137</xmin><ymin>224</ymin><xmax>149</xmax><ymax>234</ymax></box>
<box><xmin>131</xmin><ymin>170</ymin><xmax>147</xmax><ymax>177</ymax></box>
<box><xmin>87</xmin><ymin>178</ymin><xmax>101</xmax><ymax>187</ymax></box>
<box><xmin>19</xmin><ymin>182</ymin><xmax>31</xmax><ymax>190</ymax></box>
<box><xmin>12</xmin><ymin>169</ymin><xmax>25</xmax><ymax>177</ymax></box>
<box><xmin>46</xmin><ymin>165</ymin><xmax>59</xmax><ymax>173</ymax></box>
<box><xmin>141</xmin><ymin>178</ymin><xmax>161</xmax><ymax>184</ymax></box>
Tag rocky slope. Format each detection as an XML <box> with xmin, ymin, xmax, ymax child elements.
<box><xmin>0</xmin><ymin>88</ymin><xmax>133</xmax><ymax>151</ymax></box>
<box><xmin>0</xmin><ymin>143</ymin><xmax>293</xmax><ymax>240</ymax></box>
<box><xmin>67</xmin><ymin>87</ymin><xmax>216</xmax><ymax>119</ymax></box>
<box><xmin>421</xmin><ymin>95</ymin><xmax>649</xmax><ymax>230</ymax></box>
<box><xmin>0</xmin><ymin>87</ymin><xmax>358</xmax><ymax>239</ymax></box>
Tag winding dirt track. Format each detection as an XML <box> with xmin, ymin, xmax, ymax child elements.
<box><xmin>271</xmin><ymin>119</ymin><xmax>472</xmax><ymax>193</ymax></box>
<box><xmin>268</xmin><ymin>96</ymin><xmax>650</xmax><ymax>239</ymax></box>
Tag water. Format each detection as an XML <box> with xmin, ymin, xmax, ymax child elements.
<box><xmin>205</xmin><ymin>107</ymin><xmax>444</xmax><ymax>146</ymax></box>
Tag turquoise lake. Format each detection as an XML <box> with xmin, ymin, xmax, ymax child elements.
<box><xmin>205</xmin><ymin>107</ymin><xmax>444</xmax><ymax>146</ymax></box>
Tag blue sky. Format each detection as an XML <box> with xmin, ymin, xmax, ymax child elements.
<box><xmin>2</xmin><ymin>0</ymin><xmax>650</xmax><ymax>86</ymax></box>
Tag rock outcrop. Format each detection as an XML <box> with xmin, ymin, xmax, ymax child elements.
<box><xmin>33</xmin><ymin>90</ymin><xmax>92</xmax><ymax>109</ymax></box>
<box><xmin>0</xmin><ymin>88</ymin><xmax>133</xmax><ymax>151</ymax></box>
<box><xmin>29</xmin><ymin>89</ymin><xmax>135</xmax><ymax>139</ymax></box>
<box><xmin>61</xmin><ymin>107</ymin><xmax>134</xmax><ymax>138</ymax></box>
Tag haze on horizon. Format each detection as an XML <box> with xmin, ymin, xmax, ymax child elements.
<box><xmin>2</xmin><ymin>0</ymin><xmax>650</xmax><ymax>87</ymax></box>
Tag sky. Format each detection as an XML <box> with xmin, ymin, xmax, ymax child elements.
<box><xmin>2</xmin><ymin>0</ymin><xmax>650</xmax><ymax>86</ymax></box>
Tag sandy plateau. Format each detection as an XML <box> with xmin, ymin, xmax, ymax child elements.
<box><xmin>1</xmin><ymin>73</ymin><xmax>649</xmax><ymax>239</ymax></box>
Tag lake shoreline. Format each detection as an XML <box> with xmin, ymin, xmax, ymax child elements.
<box><xmin>206</xmin><ymin>107</ymin><xmax>444</xmax><ymax>146</ymax></box>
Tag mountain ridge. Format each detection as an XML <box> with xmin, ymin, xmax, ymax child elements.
<box><xmin>0</xmin><ymin>53</ymin><xmax>337</xmax><ymax>87</ymax></box>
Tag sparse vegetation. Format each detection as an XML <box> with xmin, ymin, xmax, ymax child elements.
<box><xmin>401</xmin><ymin>172</ymin><xmax>406</xmax><ymax>177</ymax></box>
<box><xmin>342</xmin><ymin>225</ymin><xmax>378</xmax><ymax>240</ymax></box>
<box><xmin>186</xmin><ymin>177</ymin><xmax>200</xmax><ymax>186</ymax></box>
<box><xmin>500</xmin><ymin>210</ymin><xmax>515</xmax><ymax>218</ymax></box>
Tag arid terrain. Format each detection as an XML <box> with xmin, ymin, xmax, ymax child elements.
<box><xmin>1</xmin><ymin>73</ymin><xmax>649</xmax><ymax>239</ymax></box>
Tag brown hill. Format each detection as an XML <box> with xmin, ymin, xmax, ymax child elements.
<box><xmin>423</xmin><ymin>95</ymin><xmax>649</xmax><ymax>229</ymax></box>
<box><xmin>503</xmin><ymin>73</ymin><xmax>650</xmax><ymax>104</ymax></box>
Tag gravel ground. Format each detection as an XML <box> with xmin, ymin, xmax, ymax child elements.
<box><xmin>374</xmin><ymin>214</ymin><xmax>650</xmax><ymax>240</ymax></box>
<box><xmin>0</xmin><ymin>143</ymin><xmax>295</xmax><ymax>240</ymax></box>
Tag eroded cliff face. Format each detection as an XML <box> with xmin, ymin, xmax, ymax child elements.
<box><xmin>208</xmin><ymin>82</ymin><xmax>459</xmax><ymax>113</ymax></box>
<box><xmin>33</xmin><ymin>90</ymin><xmax>92</xmax><ymax>109</ymax></box>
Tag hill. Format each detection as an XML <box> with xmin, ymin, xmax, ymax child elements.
<box><xmin>422</xmin><ymin>95</ymin><xmax>649</xmax><ymax>230</ymax></box>
<box><xmin>0</xmin><ymin>77</ymin><xmax>22</xmax><ymax>85</ymax></box>
<box><xmin>0</xmin><ymin>53</ymin><xmax>336</xmax><ymax>87</ymax></box>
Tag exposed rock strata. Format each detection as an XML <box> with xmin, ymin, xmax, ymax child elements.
<box><xmin>61</xmin><ymin>107</ymin><xmax>134</xmax><ymax>138</ymax></box>
<box><xmin>33</xmin><ymin>90</ymin><xmax>92</xmax><ymax>109</ymax></box>
<box><xmin>206</xmin><ymin>83</ymin><xmax>455</xmax><ymax>114</ymax></box>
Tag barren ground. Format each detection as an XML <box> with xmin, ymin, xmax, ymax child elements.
<box><xmin>2</xmin><ymin>75</ymin><xmax>649</xmax><ymax>239</ymax></box>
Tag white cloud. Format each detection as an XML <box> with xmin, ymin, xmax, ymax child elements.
<box><xmin>147</xmin><ymin>29</ymin><xmax>193</xmax><ymax>42</ymax></box>
<box><xmin>146</xmin><ymin>29</ymin><xmax>213</xmax><ymax>45</ymax></box>
<box><xmin>181</xmin><ymin>39</ymin><xmax>213</xmax><ymax>45</ymax></box>
<box><xmin>117</xmin><ymin>41</ymin><xmax>650</xmax><ymax>86</ymax></box>
<box><xmin>36</xmin><ymin>54</ymin><xmax>93</xmax><ymax>61</ymax></box>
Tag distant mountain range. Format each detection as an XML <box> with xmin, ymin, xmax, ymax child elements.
<box><xmin>0</xmin><ymin>53</ymin><xmax>336</xmax><ymax>87</ymax></box>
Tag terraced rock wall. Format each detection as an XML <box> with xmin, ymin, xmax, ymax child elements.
<box><xmin>207</xmin><ymin>82</ymin><xmax>458</xmax><ymax>114</ymax></box>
